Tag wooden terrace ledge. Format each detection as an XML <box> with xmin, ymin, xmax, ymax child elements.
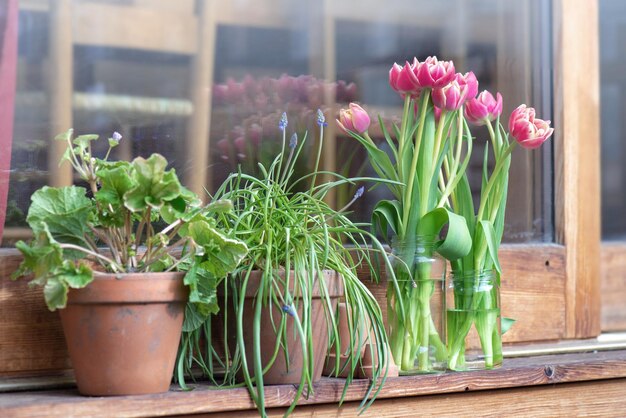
<box><xmin>2</xmin><ymin>349</ymin><xmax>626</xmax><ymax>417</ymax></box>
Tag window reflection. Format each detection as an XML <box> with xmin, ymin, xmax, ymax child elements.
<box><xmin>6</xmin><ymin>0</ymin><xmax>552</xmax><ymax>245</ymax></box>
<box><xmin>600</xmin><ymin>0</ymin><xmax>626</xmax><ymax>240</ymax></box>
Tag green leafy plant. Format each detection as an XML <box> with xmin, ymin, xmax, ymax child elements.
<box><xmin>176</xmin><ymin>111</ymin><xmax>399</xmax><ymax>417</ymax></box>
<box><xmin>12</xmin><ymin>129</ymin><xmax>247</xmax><ymax>319</ymax></box>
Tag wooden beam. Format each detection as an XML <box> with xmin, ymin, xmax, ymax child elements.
<box><xmin>257</xmin><ymin>379</ymin><xmax>626</xmax><ymax>418</ymax></box>
<box><xmin>47</xmin><ymin>0</ymin><xmax>73</xmax><ymax>187</ymax></box>
<box><xmin>2</xmin><ymin>351</ymin><xmax>626</xmax><ymax>416</ymax></box>
<box><xmin>72</xmin><ymin>3</ymin><xmax>198</xmax><ymax>54</ymax></box>
<box><xmin>553</xmin><ymin>0</ymin><xmax>601</xmax><ymax>338</ymax></box>
<box><xmin>184</xmin><ymin>0</ymin><xmax>217</xmax><ymax>198</ymax></box>
<box><xmin>601</xmin><ymin>243</ymin><xmax>626</xmax><ymax>331</ymax></box>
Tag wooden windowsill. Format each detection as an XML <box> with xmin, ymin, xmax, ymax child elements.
<box><xmin>2</xmin><ymin>350</ymin><xmax>626</xmax><ymax>417</ymax></box>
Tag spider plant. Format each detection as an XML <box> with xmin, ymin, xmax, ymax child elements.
<box><xmin>176</xmin><ymin>110</ymin><xmax>399</xmax><ymax>417</ymax></box>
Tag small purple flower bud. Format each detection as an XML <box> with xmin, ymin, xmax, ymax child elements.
<box><xmin>112</xmin><ymin>131</ymin><xmax>122</xmax><ymax>142</ymax></box>
<box><xmin>278</xmin><ymin>112</ymin><xmax>288</xmax><ymax>131</ymax></box>
<box><xmin>282</xmin><ymin>304</ymin><xmax>296</xmax><ymax>317</ymax></box>
<box><xmin>316</xmin><ymin>109</ymin><xmax>327</xmax><ymax>127</ymax></box>
<box><xmin>289</xmin><ymin>133</ymin><xmax>298</xmax><ymax>149</ymax></box>
<box><xmin>354</xmin><ymin>186</ymin><xmax>365</xmax><ymax>200</ymax></box>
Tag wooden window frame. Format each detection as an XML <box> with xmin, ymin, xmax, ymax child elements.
<box><xmin>0</xmin><ymin>0</ymin><xmax>603</xmax><ymax>378</ymax></box>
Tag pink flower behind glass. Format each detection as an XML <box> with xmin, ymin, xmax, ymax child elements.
<box><xmin>464</xmin><ymin>90</ymin><xmax>503</xmax><ymax>125</ymax></box>
<box><xmin>508</xmin><ymin>105</ymin><xmax>554</xmax><ymax>149</ymax></box>
<box><xmin>337</xmin><ymin>103</ymin><xmax>371</xmax><ymax>134</ymax></box>
<box><xmin>414</xmin><ymin>56</ymin><xmax>455</xmax><ymax>88</ymax></box>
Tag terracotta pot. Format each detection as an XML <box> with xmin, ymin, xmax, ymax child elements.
<box><xmin>323</xmin><ymin>302</ymin><xmax>367</xmax><ymax>378</ymax></box>
<box><xmin>59</xmin><ymin>271</ymin><xmax>188</xmax><ymax>396</ymax></box>
<box><xmin>229</xmin><ymin>270</ymin><xmax>343</xmax><ymax>385</ymax></box>
<box><xmin>356</xmin><ymin>342</ymin><xmax>400</xmax><ymax>379</ymax></box>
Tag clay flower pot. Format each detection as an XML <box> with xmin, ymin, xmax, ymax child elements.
<box><xmin>323</xmin><ymin>302</ymin><xmax>367</xmax><ymax>378</ymax></box>
<box><xmin>59</xmin><ymin>271</ymin><xmax>188</xmax><ymax>396</ymax></box>
<box><xmin>231</xmin><ymin>270</ymin><xmax>343</xmax><ymax>385</ymax></box>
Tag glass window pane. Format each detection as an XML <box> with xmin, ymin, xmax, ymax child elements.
<box><xmin>4</xmin><ymin>0</ymin><xmax>553</xmax><ymax>246</ymax></box>
<box><xmin>600</xmin><ymin>0</ymin><xmax>626</xmax><ymax>240</ymax></box>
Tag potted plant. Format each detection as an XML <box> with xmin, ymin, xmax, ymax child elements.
<box><xmin>11</xmin><ymin>130</ymin><xmax>247</xmax><ymax>396</ymax></box>
<box><xmin>176</xmin><ymin>111</ymin><xmax>397</xmax><ymax>417</ymax></box>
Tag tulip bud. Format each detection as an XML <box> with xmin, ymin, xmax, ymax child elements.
<box><xmin>337</xmin><ymin>103</ymin><xmax>371</xmax><ymax>134</ymax></box>
<box><xmin>508</xmin><ymin>105</ymin><xmax>554</xmax><ymax>149</ymax></box>
<box><xmin>389</xmin><ymin>59</ymin><xmax>420</xmax><ymax>96</ymax></box>
<box><xmin>464</xmin><ymin>90</ymin><xmax>503</xmax><ymax>125</ymax></box>
<box><xmin>414</xmin><ymin>56</ymin><xmax>456</xmax><ymax>89</ymax></box>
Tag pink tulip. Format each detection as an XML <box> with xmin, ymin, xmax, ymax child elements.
<box><xmin>508</xmin><ymin>105</ymin><xmax>554</xmax><ymax>149</ymax></box>
<box><xmin>460</xmin><ymin>71</ymin><xmax>478</xmax><ymax>101</ymax></box>
<box><xmin>432</xmin><ymin>72</ymin><xmax>478</xmax><ymax>111</ymax></box>
<box><xmin>337</xmin><ymin>103</ymin><xmax>371</xmax><ymax>134</ymax></box>
<box><xmin>414</xmin><ymin>56</ymin><xmax>455</xmax><ymax>89</ymax></box>
<box><xmin>464</xmin><ymin>90</ymin><xmax>503</xmax><ymax>125</ymax></box>
<box><xmin>389</xmin><ymin>60</ymin><xmax>420</xmax><ymax>95</ymax></box>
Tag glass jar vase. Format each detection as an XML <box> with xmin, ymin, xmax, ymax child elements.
<box><xmin>387</xmin><ymin>235</ymin><xmax>446</xmax><ymax>374</ymax></box>
<box><xmin>446</xmin><ymin>270</ymin><xmax>502</xmax><ymax>370</ymax></box>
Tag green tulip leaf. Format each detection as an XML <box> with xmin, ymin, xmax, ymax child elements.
<box><xmin>417</xmin><ymin>207</ymin><xmax>472</xmax><ymax>260</ymax></box>
<box><xmin>502</xmin><ymin>317</ymin><xmax>516</xmax><ymax>335</ymax></box>
<box><xmin>372</xmin><ymin>199</ymin><xmax>401</xmax><ymax>241</ymax></box>
<box><xmin>478</xmin><ymin>220</ymin><xmax>502</xmax><ymax>275</ymax></box>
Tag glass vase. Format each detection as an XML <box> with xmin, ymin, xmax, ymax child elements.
<box><xmin>387</xmin><ymin>236</ymin><xmax>446</xmax><ymax>374</ymax></box>
<box><xmin>446</xmin><ymin>270</ymin><xmax>502</xmax><ymax>371</ymax></box>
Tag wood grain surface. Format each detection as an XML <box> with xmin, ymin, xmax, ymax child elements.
<box><xmin>601</xmin><ymin>243</ymin><xmax>626</xmax><ymax>331</ymax></box>
<box><xmin>245</xmin><ymin>379</ymin><xmax>626</xmax><ymax>418</ymax></box>
<box><xmin>553</xmin><ymin>0</ymin><xmax>601</xmax><ymax>339</ymax></box>
<box><xmin>2</xmin><ymin>350</ymin><xmax>626</xmax><ymax>417</ymax></box>
<box><xmin>0</xmin><ymin>251</ymin><xmax>70</xmax><ymax>376</ymax></box>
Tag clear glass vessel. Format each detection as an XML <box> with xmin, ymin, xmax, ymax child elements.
<box><xmin>387</xmin><ymin>235</ymin><xmax>447</xmax><ymax>374</ymax></box>
<box><xmin>446</xmin><ymin>270</ymin><xmax>502</xmax><ymax>371</ymax></box>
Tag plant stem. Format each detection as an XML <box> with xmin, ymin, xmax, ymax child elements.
<box><xmin>402</xmin><ymin>90</ymin><xmax>430</xmax><ymax>230</ymax></box>
<box><xmin>476</xmin><ymin>142</ymin><xmax>516</xmax><ymax>222</ymax></box>
<box><xmin>59</xmin><ymin>243</ymin><xmax>121</xmax><ymax>271</ymax></box>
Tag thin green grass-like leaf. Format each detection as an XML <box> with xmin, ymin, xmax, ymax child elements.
<box><xmin>477</xmin><ymin>220</ymin><xmax>502</xmax><ymax>275</ymax></box>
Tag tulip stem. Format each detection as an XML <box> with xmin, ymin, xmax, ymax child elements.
<box><xmin>403</xmin><ymin>90</ymin><xmax>430</xmax><ymax>228</ymax></box>
<box><xmin>476</xmin><ymin>141</ymin><xmax>516</xmax><ymax>223</ymax></box>
<box><xmin>398</xmin><ymin>94</ymin><xmax>412</xmax><ymax>181</ymax></box>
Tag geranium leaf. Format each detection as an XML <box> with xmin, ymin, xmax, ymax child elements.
<box><xmin>124</xmin><ymin>154</ymin><xmax>182</xmax><ymax>212</ymax></box>
<box><xmin>26</xmin><ymin>186</ymin><xmax>92</xmax><ymax>247</ymax></box>
<box><xmin>43</xmin><ymin>278</ymin><xmax>68</xmax><ymax>311</ymax></box>
<box><xmin>183</xmin><ymin>220</ymin><xmax>248</xmax><ymax>278</ymax></box>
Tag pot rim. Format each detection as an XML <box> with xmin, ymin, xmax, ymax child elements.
<box><xmin>233</xmin><ymin>269</ymin><xmax>344</xmax><ymax>299</ymax></box>
<box><xmin>66</xmin><ymin>271</ymin><xmax>188</xmax><ymax>305</ymax></box>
